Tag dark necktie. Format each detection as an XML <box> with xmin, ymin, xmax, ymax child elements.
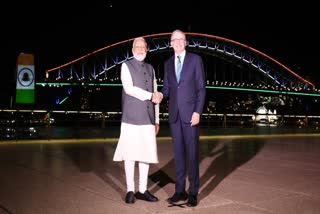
<box><xmin>176</xmin><ymin>55</ymin><xmax>181</xmax><ymax>82</ymax></box>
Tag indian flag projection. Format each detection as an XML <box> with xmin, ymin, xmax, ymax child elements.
<box><xmin>16</xmin><ymin>53</ymin><xmax>35</xmax><ymax>104</ymax></box>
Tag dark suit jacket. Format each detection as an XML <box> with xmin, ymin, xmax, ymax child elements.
<box><xmin>162</xmin><ymin>52</ymin><xmax>206</xmax><ymax>123</ymax></box>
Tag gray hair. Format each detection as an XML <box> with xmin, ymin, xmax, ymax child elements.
<box><xmin>132</xmin><ymin>37</ymin><xmax>147</xmax><ymax>48</ymax></box>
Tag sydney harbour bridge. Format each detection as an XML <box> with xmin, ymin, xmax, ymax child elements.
<box><xmin>33</xmin><ymin>32</ymin><xmax>319</xmax><ymax>117</ymax></box>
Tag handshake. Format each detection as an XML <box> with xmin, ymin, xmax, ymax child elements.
<box><xmin>152</xmin><ymin>92</ymin><xmax>163</xmax><ymax>104</ymax></box>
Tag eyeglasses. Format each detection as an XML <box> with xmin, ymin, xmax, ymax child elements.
<box><xmin>171</xmin><ymin>38</ymin><xmax>185</xmax><ymax>42</ymax></box>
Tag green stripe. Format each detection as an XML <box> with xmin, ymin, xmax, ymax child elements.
<box><xmin>16</xmin><ymin>89</ymin><xmax>35</xmax><ymax>103</ymax></box>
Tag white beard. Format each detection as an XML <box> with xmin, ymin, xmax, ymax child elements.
<box><xmin>134</xmin><ymin>53</ymin><xmax>146</xmax><ymax>61</ymax></box>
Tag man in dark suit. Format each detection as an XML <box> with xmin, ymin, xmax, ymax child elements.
<box><xmin>160</xmin><ymin>29</ymin><xmax>206</xmax><ymax>207</ymax></box>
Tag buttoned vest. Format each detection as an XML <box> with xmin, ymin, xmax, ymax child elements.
<box><xmin>121</xmin><ymin>58</ymin><xmax>155</xmax><ymax>125</ymax></box>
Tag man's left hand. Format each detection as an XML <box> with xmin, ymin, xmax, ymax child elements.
<box><xmin>190</xmin><ymin>112</ymin><xmax>200</xmax><ymax>126</ymax></box>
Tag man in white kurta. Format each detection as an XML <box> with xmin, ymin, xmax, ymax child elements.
<box><xmin>113</xmin><ymin>37</ymin><xmax>162</xmax><ymax>204</ymax></box>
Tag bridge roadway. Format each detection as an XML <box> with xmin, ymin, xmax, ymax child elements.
<box><xmin>0</xmin><ymin>126</ymin><xmax>320</xmax><ymax>213</ymax></box>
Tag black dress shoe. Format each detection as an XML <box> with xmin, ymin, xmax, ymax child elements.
<box><xmin>187</xmin><ymin>194</ymin><xmax>198</xmax><ymax>207</ymax></box>
<box><xmin>125</xmin><ymin>191</ymin><xmax>135</xmax><ymax>204</ymax></box>
<box><xmin>135</xmin><ymin>190</ymin><xmax>159</xmax><ymax>202</ymax></box>
<box><xmin>167</xmin><ymin>191</ymin><xmax>189</xmax><ymax>203</ymax></box>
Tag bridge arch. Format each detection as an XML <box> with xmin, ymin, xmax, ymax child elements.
<box><xmin>46</xmin><ymin>32</ymin><xmax>314</xmax><ymax>90</ymax></box>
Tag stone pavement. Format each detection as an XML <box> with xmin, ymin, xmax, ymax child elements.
<box><xmin>0</xmin><ymin>127</ymin><xmax>320</xmax><ymax>213</ymax></box>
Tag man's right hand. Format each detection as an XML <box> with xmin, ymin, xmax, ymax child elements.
<box><xmin>152</xmin><ymin>92</ymin><xmax>163</xmax><ymax>104</ymax></box>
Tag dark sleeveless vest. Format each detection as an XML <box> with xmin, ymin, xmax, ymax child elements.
<box><xmin>121</xmin><ymin>58</ymin><xmax>155</xmax><ymax>125</ymax></box>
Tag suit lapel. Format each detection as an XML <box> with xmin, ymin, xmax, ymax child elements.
<box><xmin>170</xmin><ymin>56</ymin><xmax>178</xmax><ymax>82</ymax></box>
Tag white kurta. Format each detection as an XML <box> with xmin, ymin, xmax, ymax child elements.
<box><xmin>113</xmin><ymin>63</ymin><xmax>159</xmax><ymax>163</ymax></box>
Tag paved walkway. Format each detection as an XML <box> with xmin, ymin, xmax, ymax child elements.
<box><xmin>1</xmin><ymin>126</ymin><xmax>320</xmax><ymax>214</ymax></box>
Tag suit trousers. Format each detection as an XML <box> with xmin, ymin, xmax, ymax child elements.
<box><xmin>169</xmin><ymin>113</ymin><xmax>200</xmax><ymax>195</ymax></box>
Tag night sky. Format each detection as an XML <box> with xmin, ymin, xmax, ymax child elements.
<box><xmin>2</xmin><ymin>1</ymin><xmax>320</xmax><ymax>88</ymax></box>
